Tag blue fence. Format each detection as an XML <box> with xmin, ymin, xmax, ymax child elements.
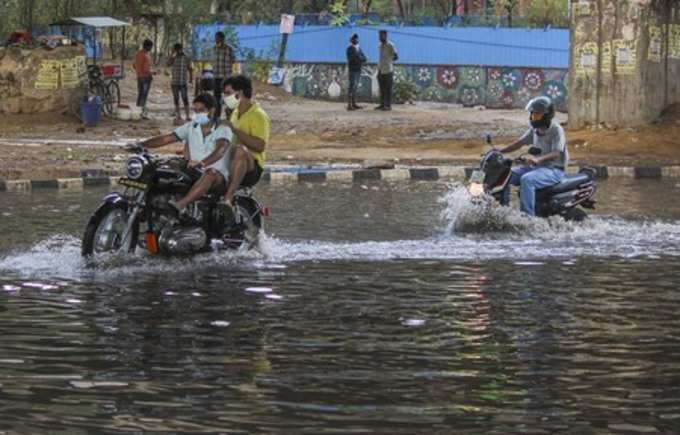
<box><xmin>192</xmin><ymin>24</ymin><xmax>569</xmax><ymax>69</ymax></box>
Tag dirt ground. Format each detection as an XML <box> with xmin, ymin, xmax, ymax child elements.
<box><xmin>2</xmin><ymin>63</ymin><xmax>680</xmax><ymax>180</ymax></box>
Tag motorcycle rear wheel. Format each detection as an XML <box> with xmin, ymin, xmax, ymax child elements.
<box><xmin>82</xmin><ymin>203</ymin><xmax>139</xmax><ymax>257</ymax></box>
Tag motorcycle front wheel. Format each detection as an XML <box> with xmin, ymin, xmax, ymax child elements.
<box><xmin>82</xmin><ymin>203</ymin><xmax>139</xmax><ymax>257</ymax></box>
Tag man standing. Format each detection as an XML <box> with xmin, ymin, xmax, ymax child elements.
<box><xmin>376</xmin><ymin>30</ymin><xmax>398</xmax><ymax>111</ymax></box>
<box><xmin>213</xmin><ymin>31</ymin><xmax>236</xmax><ymax>120</ymax></box>
<box><xmin>167</xmin><ymin>43</ymin><xmax>194</xmax><ymax>124</ymax></box>
<box><xmin>133</xmin><ymin>39</ymin><xmax>154</xmax><ymax>119</ymax></box>
<box><xmin>222</xmin><ymin>75</ymin><xmax>270</xmax><ymax>207</ymax></box>
<box><xmin>346</xmin><ymin>33</ymin><xmax>366</xmax><ymax>111</ymax></box>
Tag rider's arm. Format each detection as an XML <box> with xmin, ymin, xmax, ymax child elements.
<box><xmin>230</xmin><ymin>113</ymin><xmax>269</xmax><ymax>153</ymax></box>
<box><xmin>499</xmin><ymin>129</ymin><xmax>533</xmax><ymax>154</ymax></box>
<box><xmin>140</xmin><ymin>133</ymin><xmax>179</xmax><ymax>149</ymax></box>
<box><xmin>498</xmin><ymin>139</ymin><xmax>524</xmax><ymax>154</ymax></box>
<box><xmin>199</xmin><ymin>138</ymin><xmax>229</xmax><ymax>167</ymax></box>
<box><xmin>536</xmin><ymin>150</ymin><xmax>560</xmax><ymax>165</ymax></box>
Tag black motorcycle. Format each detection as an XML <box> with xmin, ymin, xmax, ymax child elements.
<box><xmin>468</xmin><ymin>137</ymin><xmax>597</xmax><ymax>221</ymax></box>
<box><xmin>82</xmin><ymin>146</ymin><xmax>267</xmax><ymax>257</ymax></box>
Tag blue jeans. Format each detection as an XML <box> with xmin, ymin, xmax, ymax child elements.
<box><xmin>137</xmin><ymin>77</ymin><xmax>152</xmax><ymax>108</ymax></box>
<box><xmin>501</xmin><ymin>166</ymin><xmax>564</xmax><ymax>216</ymax></box>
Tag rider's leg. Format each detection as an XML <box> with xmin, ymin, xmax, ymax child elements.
<box><xmin>175</xmin><ymin>169</ymin><xmax>223</xmax><ymax>210</ymax></box>
<box><xmin>519</xmin><ymin>167</ymin><xmax>564</xmax><ymax>216</ymax></box>
<box><xmin>224</xmin><ymin>146</ymin><xmax>256</xmax><ymax>204</ymax></box>
<box><xmin>501</xmin><ymin>166</ymin><xmax>531</xmax><ymax>206</ymax></box>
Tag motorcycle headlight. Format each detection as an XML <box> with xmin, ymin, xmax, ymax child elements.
<box><xmin>125</xmin><ymin>157</ymin><xmax>146</xmax><ymax>180</ymax></box>
<box><xmin>469</xmin><ymin>182</ymin><xmax>485</xmax><ymax>197</ymax></box>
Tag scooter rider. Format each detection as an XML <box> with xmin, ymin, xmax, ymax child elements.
<box><xmin>497</xmin><ymin>96</ymin><xmax>568</xmax><ymax>216</ymax></box>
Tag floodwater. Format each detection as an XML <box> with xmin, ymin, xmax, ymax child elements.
<box><xmin>1</xmin><ymin>179</ymin><xmax>680</xmax><ymax>434</ymax></box>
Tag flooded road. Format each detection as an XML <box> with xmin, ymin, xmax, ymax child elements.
<box><xmin>1</xmin><ymin>180</ymin><xmax>680</xmax><ymax>433</ymax></box>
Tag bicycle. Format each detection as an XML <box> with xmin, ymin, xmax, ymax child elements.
<box><xmin>69</xmin><ymin>65</ymin><xmax>121</xmax><ymax>121</ymax></box>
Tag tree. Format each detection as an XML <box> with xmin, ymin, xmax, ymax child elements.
<box><xmin>503</xmin><ymin>0</ymin><xmax>518</xmax><ymax>27</ymax></box>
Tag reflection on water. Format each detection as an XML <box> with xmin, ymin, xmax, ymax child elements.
<box><xmin>0</xmin><ymin>180</ymin><xmax>680</xmax><ymax>433</ymax></box>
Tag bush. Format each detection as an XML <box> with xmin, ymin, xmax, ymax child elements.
<box><xmin>393</xmin><ymin>80</ymin><xmax>419</xmax><ymax>104</ymax></box>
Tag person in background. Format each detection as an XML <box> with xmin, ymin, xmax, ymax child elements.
<box><xmin>213</xmin><ymin>31</ymin><xmax>236</xmax><ymax>120</ymax></box>
<box><xmin>167</xmin><ymin>43</ymin><xmax>194</xmax><ymax>124</ymax></box>
<box><xmin>222</xmin><ymin>75</ymin><xmax>270</xmax><ymax>207</ymax></box>
<box><xmin>376</xmin><ymin>30</ymin><xmax>398</xmax><ymax>111</ymax></box>
<box><xmin>346</xmin><ymin>33</ymin><xmax>367</xmax><ymax>111</ymax></box>
<box><xmin>133</xmin><ymin>39</ymin><xmax>154</xmax><ymax>119</ymax></box>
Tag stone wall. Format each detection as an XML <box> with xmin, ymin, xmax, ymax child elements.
<box><xmin>267</xmin><ymin>63</ymin><xmax>568</xmax><ymax>111</ymax></box>
<box><xmin>0</xmin><ymin>46</ymin><xmax>86</xmax><ymax>114</ymax></box>
<box><xmin>568</xmin><ymin>0</ymin><xmax>680</xmax><ymax>128</ymax></box>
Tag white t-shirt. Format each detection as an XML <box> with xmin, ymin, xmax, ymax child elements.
<box><xmin>174</xmin><ymin>121</ymin><xmax>233</xmax><ymax>179</ymax></box>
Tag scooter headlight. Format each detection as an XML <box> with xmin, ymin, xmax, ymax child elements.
<box><xmin>125</xmin><ymin>156</ymin><xmax>146</xmax><ymax>180</ymax></box>
<box><xmin>469</xmin><ymin>182</ymin><xmax>485</xmax><ymax>197</ymax></box>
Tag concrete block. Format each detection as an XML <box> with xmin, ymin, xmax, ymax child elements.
<box><xmin>298</xmin><ymin>172</ymin><xmax>327</xmax><ymax>183</ymax></box>
<box><xmin>325</xmin><ymin>170</ymin><xmax>354</xmax><ymax>182</ymax></box>
<box><xmin>380</xmin><ymin>169</ymin><xmax>411</xmax><ymax>180</ymax></box>
<box><xmin>352</xmin><ymin>169</ymin><xmax>382</xmax><ymax>182</ymax></box>
<box><xmin>436</xmin><ymin>166</ymin><xmax>466</xmax><ymax>180</ymax></box>
<box><xmin>661</xmin><ymin>166</ymin><xmax>680</xmax><ymax>178</ymax></box>
<box><xmin>31</xmin><ymin>179</ymin><xmax>59</xmax><ymax>189</ymax></box>
<box><xmin>57</xmin><ymin>178</ymin><xmax>84</xmax><ymax>190</ymax></box>
<box><xmin>5</xmin><ymin>180</ymin><xmax>31</xmax><ymax>191</ymax></box>
<box><xmin>635</xmin><ymin>166</ymin><xmax>662</xmax><ymax>179</ymax></box>
<box><xmin>83</xmin><ymin>177</ymin><xmax>111</xmax><ymax>187</ymax></box>
<box><xmin>269</xmin><ymin>172</ymin><xmax>298</xmax><ymax>184</ymax></box>
<box><xmin>409</xmin><ymin>168</ymin><xmax>439</xmax><ymax>181</ymax></box>
<box><xmin>607</xmin><ymin>167</ymin><xmax>635</xmax><ymax>178</ymax></box>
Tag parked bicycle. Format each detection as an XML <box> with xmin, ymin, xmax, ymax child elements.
<box><xmin>70</xmin><ymin>64</ymin><xmax>121</xmax><ymax>120</ymax></box>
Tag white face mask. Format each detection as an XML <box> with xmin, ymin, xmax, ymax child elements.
<box><xmin>225</xmin><ymin>93</ymin><xmax>239</xmax><ymax>110</ymax></box>
<box><xmin>192</xmin><ymin>112</ymin><xmax>210</xmax><ymax>125</ymax></box>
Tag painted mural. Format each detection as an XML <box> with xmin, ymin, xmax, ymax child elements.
<box><xmin>265</xmin><ymin>63</ymin><xmax>568</xmax><ymax>111</ymax></box>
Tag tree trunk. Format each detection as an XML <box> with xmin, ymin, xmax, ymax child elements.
<box><xmin>395</xmin><ymin>0</ymin><xmax>406</xmax><ymax>17</ymax></box>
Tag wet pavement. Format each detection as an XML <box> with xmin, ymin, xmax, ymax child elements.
<box><xmin>1</xmin><ymin>179</ymin><xmax>680</xmax><ymax>433</ymax></box>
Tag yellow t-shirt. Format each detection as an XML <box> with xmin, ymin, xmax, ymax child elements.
<box><xmin>230</xmin><ymin>102</ymin><xmax>270</xmax><ymax>169</ymax></box>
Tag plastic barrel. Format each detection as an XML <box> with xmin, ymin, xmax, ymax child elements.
<box><xmin>80</xmin><ymin>96</ymin><xmax>102</xmax><ymax>127</ymax></box>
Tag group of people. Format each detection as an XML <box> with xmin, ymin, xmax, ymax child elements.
<box><xmin>131</xmin><ymin>29</ymin><xmax>567</xmax><ymax>219</ymax></box>
<box><xmin>133</xmin><ymin>32</ymin><xmax>235</xmax><ymax>123</ymax></box>
<box><xmin>131</xmin><ymin>31</ymin><xmax>269</xmax><ymax>217</ymax></box>
<box><xmin>346</xmin><ymin>30</ymin><xmax>398</xmax><ymax>111</ymax></box>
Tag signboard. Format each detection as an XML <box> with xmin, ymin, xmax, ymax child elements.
<box><xmin>60</xmin><ymin>59</ymin><xmax>80</xmax><ymax>89</ymax></box>
<box><xmin>573</xmin><ymin>0</ymin><xmax>593</xmax><ymax>16</ymax></box>
<box><xmin>648</xmin><ymin>26</ymin><xmax>663</xmax><ymax>63</ymax></box>
<box><xmin>268</xmin><ymin>66</ymin><xmax>285</xmax><ymax>85</ymax></box>
<box><xmin>35</xmin><ymin>60</ymin><xmax>60</xmax><ymax>90</ymax></box>
<box><xmin>669</xmin><ymin>24</ymin><xmax>680</xmax><ymax>59</ymax></box>
<box><xmin>614</xmin><ymin>39</ymin><xmax>637</xmax><ymax>75</ymax></box>
<box><xmin>575</xmin><ymin>42</ymin><xmax>598</xmax><ymax>76</ymax></box>
<box><xmin>280</xmin><ymin>14</ymin><xmax>295</xmax><ymax>34</ymax></box>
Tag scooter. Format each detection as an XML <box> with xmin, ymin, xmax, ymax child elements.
<box><xmin>467</xmin><ymin>135</ymin><xmax>597</xmax><ymax>221</ymax></box>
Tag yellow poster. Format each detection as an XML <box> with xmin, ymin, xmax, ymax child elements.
<box><xmin>573</xmin><ymin>0</ymin><xmax>592</xmax><ymax>16</ymax></box>
<box><xmin>76</xmin><ymin>55</ymin><xmax>87</xmax><ymax>78</ymax></box>
<box><xmin>648</xmin><ymin>26</ymin><xmax>663</xmax><ymax>63</ymax></box>
<box><xmin>575</xmin><ymin>41</ymin><xmax>598</xmax><ymax>77</ymax></box>
<box><xmin>35</xmin><ymin>60</ymin><xmax>60</xmax><ymax>90</ymax></box>
<box><xmin>614</xmin><ymin>39</ymin><xmax>637</xmax><ymax>75</ymax></box>
<box><xmin>61</xmin><ymin>59</ymin><xmax>80</xmax><ymax>89</ymax></box>
<box><xmin>669</xmin><ymin>24</ymin><xmax>680</xmax><ymax>59</ymax></box>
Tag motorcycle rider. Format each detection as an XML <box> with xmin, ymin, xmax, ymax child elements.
<box><xmin>131</xmin><ymin>93</ymin><xmax>232</xmax><ymax>216</ymax></box>
<box><xmin>497</xmin><ymin>96</ymin><xmax>568</xmax><ymax>217</ymax></box>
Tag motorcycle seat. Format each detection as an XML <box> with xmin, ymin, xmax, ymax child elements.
<box><xmin>538</xmin><ymin>173</ymin><xmax>591</xmax><ymax>195</ymax></box>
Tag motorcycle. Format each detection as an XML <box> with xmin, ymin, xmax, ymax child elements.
<box><xmin>82</xmin><ymin>145</ymin><xmax>268</xmax><ymax>257</ymax></box>
<box><xmin>467</xmin><ymin>135</ymin><xmax>597</xmax><ymax>221</ymax></box>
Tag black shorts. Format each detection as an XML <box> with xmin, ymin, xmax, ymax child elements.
<box><xmin>241</xmin><ymin>163</ymin><xmax>263</xmax><ymax>188</ymax></box>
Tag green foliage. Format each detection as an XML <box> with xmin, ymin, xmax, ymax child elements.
<box><xmin>525</xmin><ymin>0</ymin><xmax>569</xmax><ymax>28</ymax></box>
<box><xmin>329</xmin><ymin>1</ymin><xmax>350</xmax><ymax>27</ymax></box>
<box><xmin>393</xmin><ymin>79</ymin><xmax>418</xmax><ymax>104</ymax></box>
